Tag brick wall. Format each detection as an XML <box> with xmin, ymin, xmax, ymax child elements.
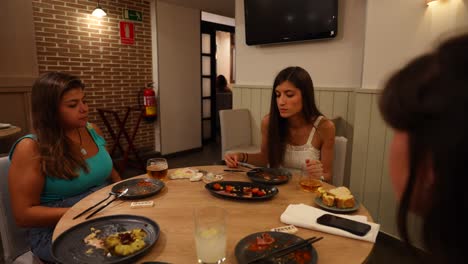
<box><xmin>31</xmin><ymin>0</ymin><xmax>155</xmax><ymax>155</ymax></box>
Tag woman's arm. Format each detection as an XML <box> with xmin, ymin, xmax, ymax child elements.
<box><xmin>224</xmin><ymin>115</ymin><xmax>270</xmax><ymax>167</ymax></box>
<box><xmin>303</xmin><ymin>119</ymin><xmax>335</xmax><ymax>182</ymax></box>
<box><xmin>8</xmin><ymin>139</ymin><xmax>68</xmax><ymax>227</ymax></box>
<box><xmin>92</xmin><ymin>123</ymin><xmax>122</xmax><ymax>182</ymax></box>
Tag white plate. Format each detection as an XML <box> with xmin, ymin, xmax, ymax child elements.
<box><xmin>0</xmin><ymin>123</ymin><xmax>11</xmax><ymax>129</ymax></box>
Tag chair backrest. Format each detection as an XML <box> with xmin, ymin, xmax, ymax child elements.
<box><xmin>0</xmin><ymin>156</ymin><xmax>31</xmax><ymax>263</ymax></box>
<box><xmin>219</xmin><ymin>109</ymin><xmax>252</xmax><ymax>159</ymax></box>
<box><xmin>333</xmin><ymin>136</ymin><xmax>348</xmax><ymax>186</ymax></box>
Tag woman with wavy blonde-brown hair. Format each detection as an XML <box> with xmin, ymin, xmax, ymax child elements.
<box><xmin>8</xmin><ymin>72</ymin><xmax>121</xmax><ymax>262</ymax></box>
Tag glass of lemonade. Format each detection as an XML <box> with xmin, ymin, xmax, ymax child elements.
<box><xmin>146</xmin><ymin>158</ymin><xmax>168</xmax><ymax>181</ymax></box>
<box><xmin>194</xmin><ymin>207</ymin><xmax>226</xmax><ymax>264</ymax></box>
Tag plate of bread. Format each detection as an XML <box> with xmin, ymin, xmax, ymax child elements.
<box><xmin>314</xmin><ymin>186</ymin><xmax>359</xmax><ymax>213</ymax></box>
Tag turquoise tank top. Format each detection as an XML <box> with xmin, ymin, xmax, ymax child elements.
<box><xmin>9</xmin><ymin>123</ymin><xmax>113</xmax><ymax>203</ymax></box>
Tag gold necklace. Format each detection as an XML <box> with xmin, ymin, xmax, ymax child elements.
<box><xmin>77</xmin><ymin>129</ymin><xmax>87</xmax><ymax>156</ymax></box>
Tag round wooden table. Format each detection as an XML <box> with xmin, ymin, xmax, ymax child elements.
<box><xmin>0</xmin><ymin>126</ymin><xmax>21</xmax><ymax>139</ymax></box>
<box><xmin>53</xmin><ymin>166</ymin><xmax>375</xmax><ymax>263</ymax></box>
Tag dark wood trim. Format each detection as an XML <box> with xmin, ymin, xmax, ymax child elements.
<box><xmin>161</xmin><ymin>146</ymin><xmax>203</xmax><ymax>158</ymax></box>
<box><xmin>201</xmin><ymin>53</ymin><xmax>211</xmax><ymax>56</ymax></box>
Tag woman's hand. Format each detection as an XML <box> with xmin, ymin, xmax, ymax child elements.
<box><xmin>304</xmin><ymin>159</ymin><xmax>324</xmax><ymax>180</ymax></box>
<box><xmin>224</xmin><ymin>152</ymin><xmax>241</xmax><ymax>168</ymax></box>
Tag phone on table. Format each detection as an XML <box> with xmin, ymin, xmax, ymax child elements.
<box><xmin>316</xmin><ymin>214</ymin><xmax>371</xmax><ymax>236</ymax></box>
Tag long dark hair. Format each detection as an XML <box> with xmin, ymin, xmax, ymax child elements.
<box><xmin>31</xmin><ymin>72</ymin><xmax>89</xmax><ymax>180</ymax></box>
<box><xmin>379</xmin><ymin>34</ymin><xmax>468</xmax><ymax>263</ymax></box>
<box><xmin>267</xmin><ymin>66</ymin><xmax>322</xmax><ymax>167</ymax></box>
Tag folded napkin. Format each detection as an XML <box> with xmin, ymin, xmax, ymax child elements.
<box><xmin>280</xmin><ymin>204</ymin><xmax>380</xmax><ymax>243</ymax></box>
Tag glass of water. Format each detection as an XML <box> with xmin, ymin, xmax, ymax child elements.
<box><xmin>194</xmin><ymin>206</ymin><xmax>226</xmax><ymax>264</ymax></box>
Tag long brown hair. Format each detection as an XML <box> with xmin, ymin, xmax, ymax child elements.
<box><xmin>32</xmin><ymin>72</ymin><xmax>89</xmax><ymax>180</ymax></box>
<box><xmin>379</xmin><ymin>34</ymin><xmax>468</xmax><ymax>263</ymax></box>
<box><xmin>267</xmin><ymin>66</ymin><xmax>322</xmax><ymax>167</ymax></box>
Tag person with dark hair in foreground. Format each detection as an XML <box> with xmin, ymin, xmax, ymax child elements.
<box><xmin>224</xmin><ymin>66</ymin><xmax>335</xmax><ymax>182</ymax></box>
<box><xmin>379</xmin><ymin>34</ymin><xmax>468</xmax><ymax>263</ymax></box>
<box><xmin>8</xmin><ymin>72</ymin><xmax>121</xmax><ymax>262</ymax></box>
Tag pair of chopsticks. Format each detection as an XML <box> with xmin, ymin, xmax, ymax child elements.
<box><xmin>247</xmin><ymin>236</ymin><xmax>323</xmax><ymax>264</ymax></box>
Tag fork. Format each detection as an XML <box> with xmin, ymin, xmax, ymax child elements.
<box><xmin>72</xmin><ymin>191</ymin><xmax>118</xmax><ymax>220</ymax></box>
<box><xmin>85</xmin><ymin>188</ymin><xmax>129</xmax><ymax>219</ymax></box>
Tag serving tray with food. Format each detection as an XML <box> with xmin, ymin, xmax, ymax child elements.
<box><xmin>205</xmin><ymin>181</ymin><xmax>279</xmax><ymax>201</ymax></box>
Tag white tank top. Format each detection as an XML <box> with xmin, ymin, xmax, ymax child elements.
<box><xmin>281</xmin><ymin>116</ymin><xmax>323</xmax><ymax>172</ymax></box>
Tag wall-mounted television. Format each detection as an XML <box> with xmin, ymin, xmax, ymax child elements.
<box><xmin>244</xmin><ymin>0</ymin><xmax>338</xmax><ymax>46</ymax></box>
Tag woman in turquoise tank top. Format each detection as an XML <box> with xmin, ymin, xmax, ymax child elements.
<box><xmin>8</xmin><ymin>72</ymin><xmax>121</xmax><ymax>263</ymax></box>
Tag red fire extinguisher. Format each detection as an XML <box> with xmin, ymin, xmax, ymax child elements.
<box><xmin>140</xmin><ymin>82</ymin><xmax>157</xmax><ymax>122</ymax></box>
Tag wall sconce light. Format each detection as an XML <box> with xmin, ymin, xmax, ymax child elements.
<box><xmin>92</xmin><ymin>0</ymin><xmax>107</xmax><ymax>17</ymax></box>
<box><xmin>426</xmin><ymin>0</ymin><xmax>438</xmax><ymax>5</ymax></box>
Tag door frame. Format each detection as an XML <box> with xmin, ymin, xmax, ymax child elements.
<box><xmin>200</xmin><ymin>21</ymin><xmax>235</xmax><ymax>143</ymax></box>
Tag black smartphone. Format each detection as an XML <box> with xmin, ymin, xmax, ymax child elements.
<box><xmin>316</xmin><ymin>214</ymin><xmax>371</xmax><ymax>236</ymax></box>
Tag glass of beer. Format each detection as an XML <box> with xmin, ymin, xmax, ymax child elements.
<box><xmin>146</xmin><ymin>158</ymin><xmax>168</xmax><ymax>181</ymax></box>
<box><xmin>299</xmin><ymin>163</ymin><xmax>322</xmax><ymax>192</ymax></box>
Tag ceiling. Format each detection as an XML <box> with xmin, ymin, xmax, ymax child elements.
<box><xmin>158</xmin><ymin>0</ymin><xmax>235</xmax><ymax>18</ymax></box>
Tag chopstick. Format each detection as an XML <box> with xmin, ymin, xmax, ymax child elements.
<box><xmin>72</xmin><ymin>192</ymin><xmax>113</xmax><ymax>220</ymax></box>
<box><xmin>224</xmin><ymin>169</ymin><xmax>246</xmax><ymax>172</ymax></box>
<box><xmin>247</xmin><ymin>236</ymin><xmax>323</xmax><ymax>264</ymax></box>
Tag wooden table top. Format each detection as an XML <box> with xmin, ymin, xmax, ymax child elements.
<box><xmin>0</xmin><ymin>126</ymin><xmax>21</xmax><ymax>138</ymax></box>
<box><xmin>53</xmin><ymin>165</ymin><xmax>375</xmax><ymax>263</ymax></box>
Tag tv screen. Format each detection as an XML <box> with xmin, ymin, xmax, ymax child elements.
<box><xmin>244</xmin><ymin>0</ymin><xmax>338</xmax><ymax>46</ymax></box>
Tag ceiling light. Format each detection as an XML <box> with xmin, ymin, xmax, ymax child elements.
<box><xmin>92</xmin><ymin>0</ymin><xmax>107</xmax><ymax>17</ymax></box>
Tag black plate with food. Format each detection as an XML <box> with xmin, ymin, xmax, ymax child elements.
<box><xmin>52</xmin><ymin>214</ymin><xmax>159</xmax><ymax>264</ymax></box>
<box><xmin>235</xmin><ymin>231</ymin><xmax>318</xmax><ymax>264</ymax></box>
<box><xmin>205</xmin><ymin>181</ymin><xmax>279</xmax><ymax>201</ymax></box>
<box><xmin>111</xmin><ymin>178</ymin><xmax>165</xmax><ymax>200</ymax></box>
<box><xmin>314</xmin><ymin>197</ymin><xmax>360</xmax><ymax>213</ymax></box>
<box><xmin>247</xmin><ymin>168</ymin><xmax>292</xmax><ymax>185</ymax></box>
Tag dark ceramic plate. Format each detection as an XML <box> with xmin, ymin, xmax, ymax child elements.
<box><xmin>52</xmin><ymin>215</ymin><xmax>160</xmax><ymax>264</ymax></box>
<box><xmin>247</xmin><ymin>168</ymin><xmax>291</xmax><ymax>185</ymax></box>
<box><xmin>235</xmin><ymin>231</ymin><xmax>318</xmax><ymax>264</ymax></box>
<box><xmin>205</xmin><ymin>181</ymin><xmax>278</xmax><ymax>201</ymax></box>
<box><xmin>314</xmin><ymin>196</ymin><xmax>360</xmax><ymax>213</ymax></box>
<box><xmin>111</xmin><ymin>178</ymin><xmax>165</xmax><ymax>200</ymax></box>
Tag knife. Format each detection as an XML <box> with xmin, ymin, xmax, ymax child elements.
<box><xmin>85</xmin><ymin>188</ymin><xmax>128</xmax><ymax>219</ymax></box>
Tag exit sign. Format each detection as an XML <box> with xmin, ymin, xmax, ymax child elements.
<box><xmin>123</xmin><ymin>9</ymin><xmax>142</xmax><ymax>22</ymax></box>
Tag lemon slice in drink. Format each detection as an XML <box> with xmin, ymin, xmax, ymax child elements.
<box><xmin>200</xmin><ymin>228</ymin><xmax>219</xmax><ymax>238</ymax></box>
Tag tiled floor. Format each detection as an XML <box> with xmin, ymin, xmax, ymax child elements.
<box><xmin>1</xmin><ymin>140</ymin><xmax>425</xmax><ymax>264</ymax></box>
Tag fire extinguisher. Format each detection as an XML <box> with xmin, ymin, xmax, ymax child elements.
<box><xmin>140</xmin><ymin>82</ymin><xmax>157</xmax><ymax>122</ymax></box>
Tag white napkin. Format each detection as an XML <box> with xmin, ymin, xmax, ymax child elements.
<box><xmin>280</xmin><ymin>204</ymin><xmax>380</xmax><ymax>243</ymax></box>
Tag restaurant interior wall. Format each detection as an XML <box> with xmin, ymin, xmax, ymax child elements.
<box><xmin>31</xmin><ymin>0</ymin><xmax>155</xmax><ymax>154</ymax></box>
<box><xmin>155</xmin><ymin>1</ymin><xmax>202</xmax><ymax>155</ymax></box>
<box><xmin>0</xmin><ymin>0</ymin><xmax>38</xmax><ymax>154</ymax></box>
<box><xmin>233</xmin><ymin>0</ymin><xmax>468</xmax><ymax>245</ymax></box>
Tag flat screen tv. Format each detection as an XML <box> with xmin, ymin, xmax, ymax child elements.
<box><xmin>244</xmin><ymin>0</ymin><xmax>338</xmax><ymax>46</ymax></box>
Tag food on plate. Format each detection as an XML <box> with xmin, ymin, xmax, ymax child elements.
<box><xmin>169</xmin><ymin>168</ymin><xmax>197</xmax><ymax>179</ymax></box>
<box><xmin>84</xmin><ymin>228</ymin><xmax>147</xmax><ymax>257</ymax></box>
<box><xmin>318</xmin><ymin>186</ymin><xmax>356</xmax><ymax>209</ymax></box>
<box><xmin>105</xmin><ymin>229</ymin><xmax>147</xmax><ymax>256</ymax></box>
<box><xmin>257</xmin><ymin>171</ymin><xmax>288</xmax><ymax>181</ymax></box>
<box><xmin>213</xmin><ymin>184</ymin><xmax>269</xmax><ymax>198</ymax></box>
<box><xmin>246</xmin><ymin>233</ymin><xmax>311</xmax><ymax>263</ymax></box>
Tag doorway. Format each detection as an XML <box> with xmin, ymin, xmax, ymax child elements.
<box><xmin>200</xmin><ymin>21</ymin><xmax>235</xmax><ymax>143</ymax></box>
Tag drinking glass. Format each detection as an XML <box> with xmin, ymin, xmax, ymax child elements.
<box><xmin>299</xmin><ymin>163</ymin><xmax>322</xmax><ymax>192</ymax></box>
<box><xmin>194</xmin><ymin>207</ymin><xmax>226</xmax><ymax>264</ymax></box>
<box><xmin>146</xmin><ymin>158</ymin><xmax>168</xmax><ymax>181</ymax></box>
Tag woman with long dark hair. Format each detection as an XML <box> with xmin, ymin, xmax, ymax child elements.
<box><xmin>225</xmin><ymin>66</ymin><xmax>335</xmax><ymax>182</ymax></box>
<box><xmin>8</xmin><ymin>72</ymin><xmax>121</xmax><ymax>262</ymax></box>
<box><xmin>379</xmin><ymin>34</ymin><xmax>468</xmax><ymax>263</ymax></box>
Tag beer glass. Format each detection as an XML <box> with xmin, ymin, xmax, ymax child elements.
<box><xmin>146</xmin><ymin>158</ymin><xmax>168</xmax><ymax>181</ymax></box>
<box><xmin>299</xmin><ymin>162</ymin><xmax>322</xmax><ymax>192</ymax></box>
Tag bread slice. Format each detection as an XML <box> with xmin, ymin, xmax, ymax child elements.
<box><xmin>335</xmin><ymin>194</ymin><xmax>356</xmax><ymax>209</ymax></box>
<box><xmin>321</xmin><ymin>193</ymin><xmax>335</xmax><ymax>207</ymax></box>
<box><xmin>328</xmin><ymin>186</ymin><xmax>351</xmax><ymax>197</ymax></box>
<box><xmin>316</xmin><ymin>187</ymin><xmax>327</xmax><ymax>198</ymax></box>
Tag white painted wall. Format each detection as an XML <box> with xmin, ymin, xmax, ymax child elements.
<box><xmin>150</xmin><ymin>0</ymin><xmax>161</xmax><ymax>152</ymax></box>
<box><xmin>362</xmin><ymin>0</ymin><xmax>468</xmax><ymax>89</ymax></box>
<box><xmin>156</xmin><ymin>1</ymin><xmax>202</xmax><ymax>155</ymax></box>
<box><xmin>216</xmin><ymin>31</ymin><xmax>231</xmax><ymax>85</ymax></box>
<box><xmin>235</xmin><ymin>0</ymin><xmax>367</xmax><ymax>88</ymax></box>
